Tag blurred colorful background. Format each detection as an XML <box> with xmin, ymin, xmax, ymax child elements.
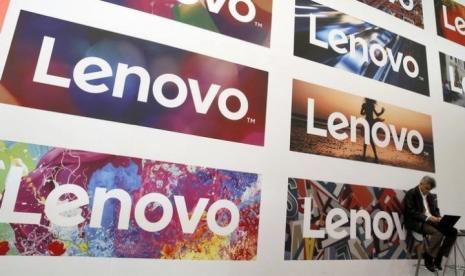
<box><xmin>102</xmin><ymin>0</ymin><xmax>272</xmax><ymax>46</ymax></box>
<box><xmin>1</xmin><ymin>11</ymin><xmax>268</xmax><ymax>146</ymax></box>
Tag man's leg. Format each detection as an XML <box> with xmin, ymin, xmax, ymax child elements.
<box><xmin>438</xmin><ymin>227</ymin><xmax>458</xmax><ymax>258</ymax></box>
<box><xmin>422</xmin><ymin>223</ymin><xmax>444</xmax><ymax>257</ymax></box>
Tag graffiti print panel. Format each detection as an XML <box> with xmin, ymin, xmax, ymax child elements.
<box><xmin>285</xmin><ymin>178</ymin><xmax>409</xmax><ymax>260</ymax></box>
<box><xmin>295</xmin><ymin>0</ymin><xmax>429</xmax><ymax>96</ymax></box>
<box><xmin>290</xmin><ymin>79</ymin><xmax>435</xmax><ymax>172</ymax></box>
<box><xmin>355</xmin><ymin>0</ymin><xmax>423</xmax><ymax>27</ymax></box>
<box><xmin>102</xmin><ymin>0</ymin><xmax>272</xmax><ymax>46</ymax></box>
<box><xmin>0</xmin><ymin>140</ymin><xmax>261</xmax><ymax>259</ymax></box>
<box><xmin>0</xmin><ymin>11</ymin><xmax>268</xmax><ymax>146</ymax></box>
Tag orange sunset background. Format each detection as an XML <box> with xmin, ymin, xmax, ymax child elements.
<box><xmin>290</xmin><ymin>79</ymin><xmax>435</xmax><ymax>172</ymax></box>
<box><xmin>0</xmin><ymin>0</ymin><xmax>9</xmax><ymax>32</ymax></box>
<box><xmin>292</xmin><ymin>79</ymin><xmax>433</xmax><ymax>142</ymax></box>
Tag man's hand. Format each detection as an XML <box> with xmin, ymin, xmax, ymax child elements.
<box><xmin>428</xmin><ymin>216</ymin><xmax>442</xmax><ymax>223</ymax></box>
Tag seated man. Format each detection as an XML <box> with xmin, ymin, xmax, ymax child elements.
<box><xmin>404</xmin><ymin>176</ymin><xmax>458</xmax><ymax>272</ymax></box>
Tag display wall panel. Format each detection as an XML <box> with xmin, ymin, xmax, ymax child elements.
<box><xmin>435</xmin><ymin>0</ymin><xmax>465</xmax><ymax>47</ymax></box>
<box><xmin>355</xmin><ymin>0</ymin><xmax>424</xmax><ymax>28</ymax></box>
<box><xmin>0</xmin><ymin>0</ymin><xmax>465</xmax><ymax>275</ymax></box>
<box><xmin>294</xmin><ymin>0</ymin><xmax>430</xmax><ymax>96</ymax></box>
<box><xmin>101</xmin><ymin>0</ymin><xmax>273</xmax><ymax>47</ymax></box>
<box><xmin>290</xmin><ymin>79</ymin><xmax>435</xmax><ymax>172</ymax></box>
<box><xmin>439</xmin><ymin>51</ymin><xmax>465</xmax><ymax>108</ymax></box>
<box><xmin>0</xmin><ymin>140</ymin><xmax>261</xmax><ymax>259</ymax></box>
<box><xmin>285</xmin><ymin>178</ymin><xmax>408</xmax><ymax>260</ymax></box>
<box><xmin>1</xmin><ymin>10</ymin><xmax>268</xmax><ymax>146</ymax></box>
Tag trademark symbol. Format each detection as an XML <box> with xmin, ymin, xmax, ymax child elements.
<box><xmin>254</xmin><ymin>21</ymin><xmax>263</xmax><ymax>28</ymax></box>
<box><xmin>247</xmin><ymin>117</ymin><xmax>256</xmax><ymax>124</ymax></box>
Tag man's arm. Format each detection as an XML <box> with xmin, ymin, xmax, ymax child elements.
<box><xmin>405</xmin><ymin>190</ymin><xmax>427</xmax><ymax>222</ymax></box>
<box><xmin>429</xmin><ymin>193</ymin><xmax>441</xmax><ymax>217</ymax></box>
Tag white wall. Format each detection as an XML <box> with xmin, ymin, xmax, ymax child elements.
<box><xmin>0</xmin><ymin>0</ymin><xmax>464</xmax><ymax>275</ymax></box>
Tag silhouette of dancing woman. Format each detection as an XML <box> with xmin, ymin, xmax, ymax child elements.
<box><xmin>360</xmin><ymin>98</ymin><xmax>385</xmax><ymax>163</ymax></box>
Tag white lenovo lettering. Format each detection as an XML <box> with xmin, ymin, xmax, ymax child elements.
<box><xmin>177</xmin><ymin>0</ymin><xmax>256</xmax><ymax>23</ymax></box>
<box><xmin>33</xmin><ymin>36</ymin><xmax>249</xmax><ymax>121</ymax></box>
<box><xmin>309</xmin><ymin>14</ymin><xmax>419</xmax><ymax>78</ymax></box>
<box><xmin>303</xmin><ymin>197</ymin><xmax>407</xmax><ymax>241</ymax></box>
<box><xmin>442</xmin><ymin>5</ymin><xmax>465</xmax><ymax>36</ymax></box>
<box><xmin>307</xmin><ymin>99</ymin><xmax>424</xmax><ymax>155</ymax></box>
<box><xmin>449</xmin><ymin>65</ymin><xmax>465</xmax><ymax>94</ymax></box>
<box><xmin>389</xmin><ymin>0</ymin><xmax>414</xmax><ymax>11</ymax></box>
<box><xmin>0</xmin><ymin>166</ymin><xmax>240</xmax><ymax>236</ymax></box>
<box><xmin>0</xmin><ymin>166</ymin><xmax>41</xmax><ymax>224</ymax></box>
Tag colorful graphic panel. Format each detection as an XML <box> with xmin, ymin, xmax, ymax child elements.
<box><xmin>295</xmin><ymin>0</ymin><xmax>429</xmax><ymax>96</ymax></box>
<box><xmin>285</xmin><ymin>178</ymin><xmax>409</xmax><ymax>260</ymax></box>
<box><xmin>290</xmin><ymin>79</ymin><xmax>435</xmax><ymax>172</ymax></box>
<box><xmin>440</xmin><ymin>52</ymin><xmax>465</xmax><ymax>108</ymax></box>
<box><xmin>0</xmin><ymin>140</ymin><xmax>261</xmax><ymax>259</ymax></box>
<box><xmin>435</xmin><ymin>0</ymin><xmax>465</xmax><ymax>47</ymax></box>
<box><xmin>102</xmin><ymin>0</ymin><xmax>272</xmax><ymax>46</ymax></box>
<box><xmin>0</xmin><ymin>11</ymin><xmax>268</xmax><ymax>146</ymax></box>
<box><xmin>356</xmin><ymin>0</ymin><xmax>423</xmax><ymax>27</ymax></box>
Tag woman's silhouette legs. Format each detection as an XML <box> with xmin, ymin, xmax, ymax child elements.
<box><xmin>362</xmin><ymin>134</ymin><xmax>379</xmax><ymax>163</ymax></box>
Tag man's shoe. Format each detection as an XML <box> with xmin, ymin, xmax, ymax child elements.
<box><xmin>425</xmin><ymin>262</ymin><xmax>437</xmax><ymax>272</ymax></box>
<box><xmin>434</xmin><ymin>256</ymin><xmax>443</xmax><ymax>271</ymax></box>
<box><xmin>424</xmin><ymin>253</ymin><xmax>436</xmax><ymax>272</ymax></box>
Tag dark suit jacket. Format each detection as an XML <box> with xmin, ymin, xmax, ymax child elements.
<box><xmin>404</xmin><ymin>186</ymin><xmax>440</xmax><ymax>232</ymax></box>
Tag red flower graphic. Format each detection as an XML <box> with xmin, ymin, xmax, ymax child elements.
<box><xmin>48</xmin><ymin>240</ymin><xmax>66</xmax><ymax>256</ymax></box>
<box><xmin>0</xmin><ymin>241</ymin><xmax>10</xmax><ymax>255</ymax></box>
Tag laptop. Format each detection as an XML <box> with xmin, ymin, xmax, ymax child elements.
<box><xmin>438</xmin><ymin>215</ymin><xmax>461</xmax><ymax>229</ymax></box>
